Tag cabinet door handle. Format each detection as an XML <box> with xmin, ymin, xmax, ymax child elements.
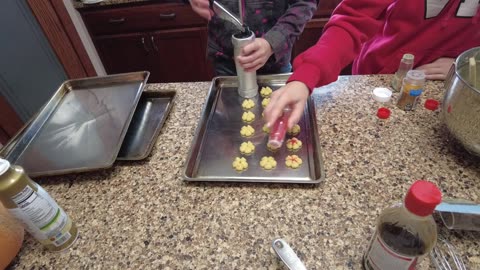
<box><xmin>141</xmin><ymin>37</ymin><xmax>150</xmax><ymax>54</ymax></box>
<box><xmin>150</xmin><ymin>36</ymin><xmax>159</xmax><ymax>52</ymax></box>
<box><xmin>108</xmin><ymin>17</ymin><xmax>126</xmax><ymax>24</ymax></box>
<box><xmin>159</xmin><ymin>13</ymin><xmax>176</xmax><ymax>20</ymax></box>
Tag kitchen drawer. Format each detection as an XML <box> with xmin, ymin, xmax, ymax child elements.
<box><xmin>82</xmin><ymin>3</ymin><xmax>206</xmax><ymax>36</ymax></box>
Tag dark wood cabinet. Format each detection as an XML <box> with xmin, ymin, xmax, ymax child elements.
<box><xmin>81</xmin><ymin>2</ymin><xmax>212</xmax><ymax>83</ymax></box>
<box><xmin>148</xmin><ymin>27</ymin><xmax>210</xmax><ymax>82</ymax></box>
<box><xmin>95</xmin><ymin>32</ymin><xmax>151</xmax><ymax>76</ymax></box>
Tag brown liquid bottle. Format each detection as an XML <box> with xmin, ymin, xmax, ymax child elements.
<box><xmin>363</xmin><ymin>180</ymin><xmax>441</xmax><ymax>270</ymax></box>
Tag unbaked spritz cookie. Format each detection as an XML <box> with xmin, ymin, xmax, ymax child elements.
<box><xmin>287</xmin><ymin>124</ymin><xmax>301</xmax><ymax>136</ymax></box>
<box><xmin>261</xmin><ymin>98</ymin><xmax>270</xmax><ymax>108</ymax></box>
<box><xmin>259</xmin><ymin>156</ymin><xmax>277</xmax><ymax>170</ymax></box>
<box><xmin>240</xmin><ymin>125</ymin><xmax>255</xmax><ymax>137</ymax></box>
<box><xmin>262</xmin><ymin>124</ymin><xmax>270</xmax><ymax>134</ymax></box>
<box><xmin>285</xmin><ymin>155</ymin><xmax>303</xmax><ymax>169</ymax></box>
<box><xmin>239</xmin><ymin>141</ymin><xmax>255</xmax><ymax>155</ymax></box>
<box><xmin>232</xmin><ymin>157</ymin><xmax>248</xmax><ymax>172</ymax></box>
<box><xmin>260</xmin><ymin>86</ymin><xmax>273</xmax><ymax>98</ymax></box>
<box><xmin>286</xmin><ymin>137</ymin><xmax>302</xmax><ymax>151</ymax></box>
<box><xmin>242</xmin><ymin>111</ymin><xmax>255</xmax><ymax>123</ymax></box>
<box><xmin>242</xmin><ymin>99</ymin><xmax>255</xmax><ymax>110</ymax></box>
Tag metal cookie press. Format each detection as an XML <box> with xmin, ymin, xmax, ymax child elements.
<box><xmin>210</xmin><ymin>0</ymin><xmax>258</xmax><ymax>98</ymax></box>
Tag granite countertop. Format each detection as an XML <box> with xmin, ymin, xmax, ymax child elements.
<box><xmin>11</xmin><ymin>75</ymin><xmax>480</xmax><ymax>269</ymax></box>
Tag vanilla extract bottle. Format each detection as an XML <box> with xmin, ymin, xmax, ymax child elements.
<box><xmin>363</xmin><ymin>180</ymin><xmax>442</xmax><ymax>270</ymax></box>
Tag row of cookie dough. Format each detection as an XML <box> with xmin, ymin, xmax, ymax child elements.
<box><xmin>232</xmin><ymin>155</ymin><xmax>303</xmax><ymax>171</ymax></box>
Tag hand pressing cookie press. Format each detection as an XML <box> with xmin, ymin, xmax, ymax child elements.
<box><xmin>209</xmin><ymin>0</ymin><xmax>258</xmax><ymax>98</ymax></box>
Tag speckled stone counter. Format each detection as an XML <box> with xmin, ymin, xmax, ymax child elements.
<box><xmin>10</xmin><ymin>75</ymin><xmax>480</xmax><ymax>269</ymax></box>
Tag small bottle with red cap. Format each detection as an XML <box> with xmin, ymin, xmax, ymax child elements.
<box><xmin>363</xmin><ymin>180</ymin><xmax>442</xmax><ymax>270</ymax></box>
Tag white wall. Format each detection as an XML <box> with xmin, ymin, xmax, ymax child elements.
<box><xmin>63</xmin><ymin>0</ymin><xmax>106</xmax><ymax>76</ymax></box>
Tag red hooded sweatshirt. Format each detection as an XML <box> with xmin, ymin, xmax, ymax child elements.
<box><xmin>288</xmin><ymin>0</ymin><xmax>480</xmax><ymax>91</ymax></box>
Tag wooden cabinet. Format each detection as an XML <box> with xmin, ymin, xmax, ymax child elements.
<box><xmin>95</xmin><ymin>32</ymin><xmax>150</xmax><ymax>76</ymax></box>
<box><xmin>80</xmin><ymin>2</ymin><xmax>212</xmax><ymax>83</ymax></box>
<box><xmin>148</xmin><ymin>27</ymin><xmax>209</xmax><ymax>82</ymax></box>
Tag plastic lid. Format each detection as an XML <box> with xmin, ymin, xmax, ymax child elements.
<box><xmin>402</xmin><ymin>53</ymin><xmax>414</xmax><ymax>61</ymax></box>
<box><xmin>0</xmin><ymin>158</ymin><xmax>10</xmax><ymax>175</ymax></box>
<box><xmin>404</xmin><ymin>180</ymin><xmax>442</xmax><ymax>217</ymax></box>
<box><xmin>425</xmin><ymin>99</ymin><xmax>440</xmax><ymax>111</ymax></box>
<box><xmin>409</xmin><ymin>90</ymin><xmax>423</xmax><ymax>97</ymax></box>
<box><xmin>377</xmin><ymin>107</ymin><xmax>391</xmax><ymax>119</ymax></box>
<box><xmin>406</xmin><ymin>70</ymin><xmax>426</xmax><ymax>83</ymax></box>
<box><xmin>402</xmin><ymin>54</ymin><xmax>415</xmax><ymax>64</ymax></box>
<box><xmin>372</xmin><ymin>87</ymin><xmax>392</xmax><ymax>103</ymax></box>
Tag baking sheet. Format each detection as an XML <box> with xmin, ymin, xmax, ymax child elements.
<box><xmin>117</xmin><ymin>91</ymin><xmax>176</xmax><ymax>160</ymax></box>
<box><xmin>1</xmin><ymin>71</ymin><xmax>149</xmax><ymax>177</ymax></box>
<box><xmin>184</xmin><ymin>74</ymin><xmax>324</xmax><ymax>184</ymax></box>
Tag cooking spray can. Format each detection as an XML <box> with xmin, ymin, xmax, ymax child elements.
<box><xmin>232</xmin><ymin>30</ymin><xmax>258</xmax><ymax>98</ymax></box>
<box><xmin>0</xmin><ymin>158</ymin><xmax>78</xmax><ymax>251</ymax></box>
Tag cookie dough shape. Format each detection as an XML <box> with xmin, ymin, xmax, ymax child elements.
<box><xmin>260</xmin><ymin>86</ymin><xmax>273</xmax><ymax>98</ymax></box>
<box><xmin>262</xmin><ymin>124</ymin><xmax>270</xmax><ymax>134</ymax></box>
<box><xmin>242</xmin><ymin>99</ymin><xmax>255</xmax><ymax>110</ymax></box>
<box><xmin>260</xmin><ymin>156</ymin><xmax>277</xmax><ymax>170</ymax></box>
<box><xmin>285</xmin><ymin>155</ymin><xmax>303</xmax><ymax>169</ymax></box>
<box><xmin>239</xmin><ymin>141</ymin><xmax>255</xmax><ymax>155</ymax></box>
<box><xmin>287</xmin><ymin>124</ymin><xmax>301</xmax><ymax>136</ymax></box>
<box><xmin>262</xmin><ymin>98</ymin><xmax>270</xmax><ymax>108</ymax></box>
<box><xmin>242</xmin><ymin>111</ymin><xmax>255</xmax><ymax>123</ymax></box>
<box><xmin>240</xmin><ymin>125</ymin><xmax>255</xmax><ymax>137</ymax></box>
<box><xmin>232</xmin><ymin>157</ymin><xmax>248</xmax><ymax>172</ymax></box>
<box><xmin>286</xmin><ymin>137</ymin><xmax>302</xmax><ymax>151</ymax></box>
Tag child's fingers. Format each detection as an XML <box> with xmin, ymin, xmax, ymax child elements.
<box><xmin>195</xmin><ymin>0</ymin><xmax>210</xmax><ymax>8</ymax></box>
<box><xmin>288</xmin><ymin>105</ymin><xmax>303</xmax><ymax>129</ymax></box>
<box><xmin>241</xmin><ymin>57</ymin><xmax>263</xmax><ymax>69</ymax></box>
<box><xmin>266</xmin><ymin>91</ymin><xmax>291</xmax><ymax>128</ymax></box>
<box><xmin>241</xmin><ymin>42</ymin><xmax>260</xmax><ymax>56</ymax></box>
<box><xmin>264</xmin><ymin>91</ymin><xmax>282</xmax><ymax>127</ymax></box>
<box><xmin>244</xmin><ymin>63</ymin><xmax>263</xmax><ymax>72</ymax></box>
<box><xmin>237</xmin><ymin>51</ymin><xmax>262</xmax><ymax>65</ymax></box>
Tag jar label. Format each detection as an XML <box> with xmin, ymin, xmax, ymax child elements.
<box><xmin>8</xmin><ymin>185</ymin><xmax>72</xmax><ymax>246</ymax></box>
<box><xmin>365</xmin><ymin>235</ymin><xmax>417</xmax><ymax>270</ymax></box>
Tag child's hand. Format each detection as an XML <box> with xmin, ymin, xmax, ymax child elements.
<box><xmin>263</xmin><ymin>81</ymin><xmax>310</xmax><ymax>129</ymax></box>
<box><xmin>237</xmin><ymin>38</ymin><xmax>273</xmax><ymax>72</ymax></box>
<box><xmin>415</xmin><ymin>57</ymin><xmax>455</xmax><ymax>80</ymax></box>
<box><xmin>190</xmin><ymin>0</ymin><xmax>214</xmax><ymax>20</ymax></box>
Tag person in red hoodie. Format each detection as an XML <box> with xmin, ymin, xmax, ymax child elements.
<box><xmin>264</xmin><ymin>0</ymin><xmax>480</xmax><ymax>128</ymax></box>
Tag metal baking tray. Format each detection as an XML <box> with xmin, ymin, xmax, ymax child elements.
<box><xmin>0</xmin><ymin>71</ymin><xmax>149</xmax><ymax>177</ymax></box>
<box><xmin>117</xmin><ymin>90</ymin><xmax>176</xmax><ymax>160</ymax></box>
<box><xmin>184</xmin><ymin>74</ymin><xmax>324</xmax><ymax>184</ymax></box>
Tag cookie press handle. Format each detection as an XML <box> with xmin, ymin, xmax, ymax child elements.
<box><xmin>272</xmin><ymin>238</ymin><xmax>307</xmax><ymax>270</ymax></box>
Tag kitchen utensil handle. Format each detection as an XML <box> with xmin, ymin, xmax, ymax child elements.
<box><xmin>272</xmin><ymin>239</ymin><xmax>307</xmax><ymax>270</ymax></box>
<box><xmin>159</xmin><ymin>13</ymin><xmax>176</xmax><ymax>19</ymax></box>
<box><xmin>108</xmin><ymin>17</ymin><xmax>126</xmax><ymax>24</ymax></box>
<box><xmin>150</xmin><ymin>36</ymin><xmax>159</xmax><ymax>52</ymax></box>
<box><xmin>141</xmin><ymin>37</ymin><xmax>150</xmax><ymax>54</ymax></box>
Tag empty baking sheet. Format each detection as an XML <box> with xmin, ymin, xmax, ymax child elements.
<box><xmin>184</xmin><ymin>74</ymin><xmax>325</xmax><ymax>184</ymax></box>
<box><xmin>117</xmin><ymin>91</ymin><xmax>176</xmax><ymax>160</ymax></box>
<box><xmin>1</xmin><ymin>72</ymin><xmax>149</xmax><ymax>177</ymax></box>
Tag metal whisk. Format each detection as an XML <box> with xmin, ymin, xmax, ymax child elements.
<box><xmin>430</xmin><ymin>237</ymin><xmax>467</xmax><ymax>270</ymax></box>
